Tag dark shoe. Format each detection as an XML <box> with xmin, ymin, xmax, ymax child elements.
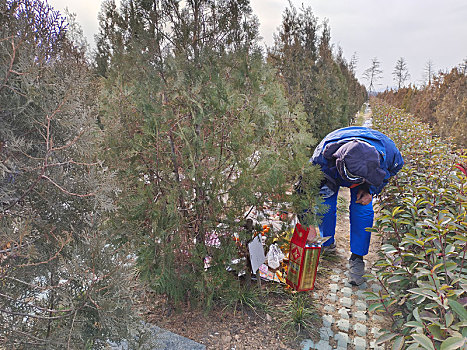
<box><xmin>321</xmin><ymin>243</ymin><xmax>337</xmax><ymax>255</ymax></box>
<box><xmin>349</xmin><ymin>258</ymin><xmax>366</xmax><ymax>286</ymax></box>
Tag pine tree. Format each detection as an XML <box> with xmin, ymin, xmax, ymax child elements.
<box><xmin>96</xmin><ymin>0</ymin><xmax>320</xmax><ymax>307</ymax></box>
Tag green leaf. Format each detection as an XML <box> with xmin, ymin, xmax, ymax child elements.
<box><xmin>425</xmin><ymin>302</ymin><xmax>439</xmax><ymax>310</ymax></box>
<box><xmin>406</xmin><ymin>320</ymin><xmax>424</xmax><ymax>328</ymax></box>
<box><xmin>427</xmin><ymin>323</ymin><xmax>445</xmax><ymax>341</ymax></box>
<box><xmin>453</xmin><ymin>235</ymin><xmax>467</xmax><ymax>242</ymax></box>
<box><xmin>388</xmin><ymin>275</ymin><xmax>406</xmax><ymax>283</ymax></box>
<box><xmin>412</xmin><ymin>333</ymin><xmax>435</xmax><ymax>350</ymax></box>
<box><xmin>364</xmin><ymin>291</ymin><xmax>381</xmax><ymax>300</ymax></box>
<box><xmin>420</xmin><ymin>311</ymin><xmax>438</xmax><ymax>320</ymax></box>
<box><xmin>415</xmin><ymin>198</ymin><xmax>429</xmax><ymax>206</ymax></box>
<box><xmin>440</xmin><ymin>336</ymin><xmax>465</xmax><ymax>350</ymax></box>
<box><xmin>369</xmin><ymin>302</ymin><xmax>384</xmax><ymax>312</ymax></box>
<box><xmin>409</xmin><ymin>288</ymin><xmax>437</xmax><ymax>299</ymax></box>
<box><xmin>445</xmin><ymin>262</ymin><xmax>458</xmax><ymax>272</ymax></box>
<box><xmin>454</xmin><ymin>320</ymin><xmax>467</xmax><ymax>327</ymax></box>
<box><xmin>432</xmin><ymin>263</ymin><xmax>444</xmax><ymax>272</ymax></box>
<box><xmin>376</xmin><ymin>332</ymin><xmax>398</xmax><ymax>345</ymax></box>
<box><xmin>448</xmin><ymin>299</ymin><xmax>467</xmax><ymax>321</ymax></box>
<box><xmin>446</xmin><ymin>312</ymin><xmax>454</xmax><ymax>327</ymax></box>
<box><xmin>392</xmin><ymin>206</ymin><xmax>403</xmax><ymax>217</ymax></box>
<box><xmin>382</xmin><ymin>243</ymin><xmax>398</xmax><ymax>254</ymax></box>
<box><xmin>392</xmin><ymin>336</ymin><xmax>405</xmax><ymax>350</ymax></box>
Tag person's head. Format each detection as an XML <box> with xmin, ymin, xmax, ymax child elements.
<box><xmin>334</xmin><ymin>140</ymin><xmax>386</xmax><ymax>187</ymax></box>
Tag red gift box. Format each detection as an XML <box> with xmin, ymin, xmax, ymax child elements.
<box><xmin>285</xmin><ymin>223</ymin><xmax>321</xmax><ymax>291</ymax></box>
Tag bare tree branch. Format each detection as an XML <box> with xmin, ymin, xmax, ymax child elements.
<box><xmin>363</xmin><ymin>57</ymin><xmax>383</xmax><ymax>93</ymax></box>
<box><xmin>0</xmin><ymin>308</ymin><xmax>73</xmax><ymax>320</ymax></box>
<box><xmin>0</xmin><ymin>39</ymin><xmax>16</xmax><ymax>94</ymax></box>
<box><xmin>0</xmin><ymin>292</ymin><xmax>73</xmax><ymax>314</ymax></box>
<box><xmin>393</xmin><ymin>57</ymin><xmax>411</xmax><ymax>89</ymax></box>
<box><xmin>41</xmin><ymin>175</ymin><xmax>97</xmax><ymax>197</ymax></box>
<box><xmin>67</xmin><ymin>310</ymin><xmax>78</xmax><ymax>350</ymax></box>
<box><xmin>17</xmin><ymin>230</ymin><xmax>71</xmax><ymax>268</ymax></box>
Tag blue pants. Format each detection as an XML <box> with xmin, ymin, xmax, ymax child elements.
<box><xmin>318</xmin><ymin>187</ymin><xmax>374</xmax><ymax>256</ymax></box>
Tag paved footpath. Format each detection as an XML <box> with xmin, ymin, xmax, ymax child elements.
<box><xmin>300</xmin><ymin>110</ymin><xmax>389</xmax><ymax>350</ymax></box>
<box><xmin>300</xmin><ymin>250</ymin><xmax>386</xmax><ymax>350</ymax></box>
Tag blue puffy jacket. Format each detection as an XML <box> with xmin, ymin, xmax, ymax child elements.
<box><xmin>311</xmin><ymin>126</ymin><xmax>404</xmax><ymax>195</ymax></box>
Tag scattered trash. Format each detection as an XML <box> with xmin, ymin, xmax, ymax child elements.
<box><xmin>204</xmin><ymin>256</ymin><xmax>212</xmax><ymax>269</ymax></box>
<box><xmin>258</xmin><ymin>264</ymin><xmax>286</xmax><ymax>284</ymax></box>
<box><xmin>205</xmin><ymin>232</ymin><xmax>221</xmax><ymax>247</ymax></box>
<box><xmin>248</xmin><ymin>236</ymin><xmax>266</xmax><ymax>274</ymax></box>
<box><xmin>266</xmin><ymin>243</ymin><xmax>285</xmax><ymax>269</ymax></box>
<box><xmin>202</xmin><ymin>204</ymin><xmax>304</xmax><ymax>286</ymax></box>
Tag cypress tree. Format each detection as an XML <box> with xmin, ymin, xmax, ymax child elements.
<box><xmin>1</xmin><ymin>1</ymin><xmax>136</xmax><ymax>347</ymax></box>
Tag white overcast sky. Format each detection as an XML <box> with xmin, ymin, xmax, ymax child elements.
<box><xmin>48</xmin><ymin>0</ymin><xmax>467</xmax><ymax>90</ymax></box>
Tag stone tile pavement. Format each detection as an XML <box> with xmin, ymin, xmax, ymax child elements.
<box><xmin>300</xmin><ymin>262</ymin><xmax>385</xmax><ymax>350</ymax></box>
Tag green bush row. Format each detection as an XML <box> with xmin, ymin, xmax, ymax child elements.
<box><xmin>368</xmin><ymin>100</ymin><xmax>467</xmax><ymax>350</ymax></box>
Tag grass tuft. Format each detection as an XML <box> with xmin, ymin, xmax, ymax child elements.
<box><xmin>275</xmin><ymin>292</ymin><xmax>320</xmax><ymax>340</ymax></box>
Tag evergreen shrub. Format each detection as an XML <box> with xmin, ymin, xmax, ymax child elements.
<box><xmin>97</xmin><ymin>0</ymin><xmax>324</xmax><ymax>309</ymax></box>
<box><xmin>368</xmin><ymin>101</ymin><xmax>467</xmax><ymax>350</ymax></box>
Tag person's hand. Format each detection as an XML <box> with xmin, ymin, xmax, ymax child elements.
<box><xmin>356</xmin><ymin>188</ymin><xmax>372</xmax><ymax>205</ymax></box>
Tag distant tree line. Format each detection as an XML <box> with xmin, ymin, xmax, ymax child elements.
<box><xmin>267</xmin><ymin>5</ymin><xmax>367</xmax><ymax>141</ymax></box>
<box><xmin>378</xmin><ymin>64</ymin><xmax>467</xmax><ymax>148</ymax></box>
<box><xmin>1</xmin><ymin>0</ymin><xmax>366</xmax><ymax>347</ymax></box>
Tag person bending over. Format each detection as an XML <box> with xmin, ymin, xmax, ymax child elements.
<box><xmin>310</xmin><ymin>126</ymin><xmax>403</xmax><ymax>286</ymax></box>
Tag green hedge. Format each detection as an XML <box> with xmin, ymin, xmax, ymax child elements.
<box><xmin>368</xmin><ymin>100</ymin><xmax>467</xmax><ymax>350</ymax></box>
